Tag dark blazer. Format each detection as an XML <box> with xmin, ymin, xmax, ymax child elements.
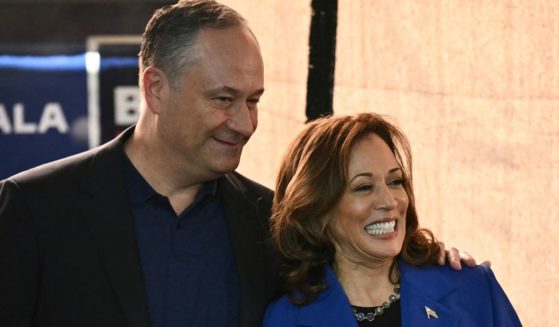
<box><xmin>263</xmin><ymin>260</ymin><xmax>522</xmax><ymax>326</ymax></box>
<box><xmin>0</xmin><ymin>128</ymin><xmax>280</xmax><ymax>327</ymax></box>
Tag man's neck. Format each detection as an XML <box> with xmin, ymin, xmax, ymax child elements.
<box><xmin>123</xmin><ymin>130</ymin><xmax>213</xmax><ymax>215</ymax></box>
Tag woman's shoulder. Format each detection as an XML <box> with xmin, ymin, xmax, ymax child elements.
<box><xmin>262</xmin><ymin>294</ymin><xmax>299</xmax><ymax>327</ymax></box>
<box><xmin>399</xmin><ymin>260</ymin><xmax>503</xmax><ymax>295</ymax></box>
<box><xmin>431</xmin><ymin>262</ymin><xmax>496</xmax><ymax>284</ymax></box>
<box><xmin>401</xmin><ymin>259</ymin><xmax>492</xmax><ymax>278</ymax></box>
<box><xmin>400</xmin><ymin>262</ymin><xmax>521</xmax><ymax>326</ymax></box>
<box><xmin>266</xmin><ymin>293</ymin><xmax>296</xmax><ymax>311</ymax></box>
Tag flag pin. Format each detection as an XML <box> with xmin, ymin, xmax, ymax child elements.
<box><xmin>425</xmin><ymin>306</ymin><xmax>438</xmax><ymax>319</ymax></box>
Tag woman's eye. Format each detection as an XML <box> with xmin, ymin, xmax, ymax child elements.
<box><xmin>389</xmin><ymin>179</ymin><xmax>404</xmax><ymax>186</ymax></box>
<box><xmin>354</xmin><ymin>184</ymin><xmax>373</xmax><ymax>192</ymax></box>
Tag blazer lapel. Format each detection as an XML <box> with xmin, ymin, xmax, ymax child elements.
<box><xmin>399</xmin><ymin>260</ymin><xmax>460</xmax><ymax>327</ymax></box>
<box><xmin>297</xmin><ymin>265</ymin><xmax>358</xmax><ymax>327</ymax></box>
<box><xmin>219</xmin><ymin>173</ymin><xmax>278</xmax><ymax>327</ymax></box>
<box><xmin>79</xmin><ymin>129</ymin><xmax>150</xmax><ymax>327</ymax></box>
<box><xmin>294</xmin><ymin>263</ymin><xmax>460</xmax><ymax>327</ymax></box>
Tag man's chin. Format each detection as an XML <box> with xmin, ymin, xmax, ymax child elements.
<box><xmin>210</xmin><ymin>158</ymin><xmax>241</xmax><ymax>176</ymax></box>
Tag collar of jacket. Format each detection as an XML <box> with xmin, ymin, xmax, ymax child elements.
<box><xmin>295</xmin><ymin>260</ymin><xmax>460</xmax><ymax>327</ymax></box>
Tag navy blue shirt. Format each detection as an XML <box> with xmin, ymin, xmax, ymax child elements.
<box><xmin>124</xmin><ymin>157</ymin><xmax>240</xmax><ymax>327</ymax></box>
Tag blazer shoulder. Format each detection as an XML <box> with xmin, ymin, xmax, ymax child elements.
<box><xmin>263</xmin><ymin>294</ymin><xmax>298</xmax><ymax>327</ymax></box>
<box><xmin>4</xmin><ymin>130</ymin><xmax>128</xmax><ymax>192</ymax></box>
<box><xmin>6</xmin><ymin>147</ymin><xmax>98</xmax><ymax>187</ymax></box>
<box><xmin>432</xmin><ymin>263</ymin><xmax>500</xmax><ymax>290</ymax></box>
<box><xmin>229</xmin><ymin>171</ymin><xmax>273</xmax><ymax>196</ymax></box>
<box><xmin>412</xmin><ymin>263</ymin><xmax>503</xmax><ymax>295</ymax></box>
<box><xmin>410</xmin><ymin>263</ymin><xmax>522</xmax><ymax>326</ymax></box>
<box><xmin>227</xmin><ymin>171</ymin><xmax>274</xmax><ymax>206</ymax></box>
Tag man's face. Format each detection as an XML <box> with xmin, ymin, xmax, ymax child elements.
<box><xmin>157</xmin><ymin>25</ymin><xmax>264</xmax><ymax>179</ymax></box>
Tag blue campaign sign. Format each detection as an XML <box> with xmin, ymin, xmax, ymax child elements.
<box><xmin>0</xmin><ymin>55</ymin><xmax>89</xmax><ymax>179</ymax></box>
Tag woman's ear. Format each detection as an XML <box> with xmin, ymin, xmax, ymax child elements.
<box><xmin>141</xmin><ymin>66</ymin><xmax>166</xmax><ymax>115</ymax></box>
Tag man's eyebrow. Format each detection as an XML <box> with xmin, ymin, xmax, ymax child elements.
<box><xmin>251</xmin><ymin>88</ymin><xmax>265</xmax><ymax>97</ymax></box>
<box><xmin>204</xmin><ymin>86</ymin><xmax>265</xmax><ymax>97</ymax></box>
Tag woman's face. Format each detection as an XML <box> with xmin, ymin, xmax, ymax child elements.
<box><xmin>329</xmin><ymin>133</ymin><xmax>409</xmax><ymax>265</ymax></box>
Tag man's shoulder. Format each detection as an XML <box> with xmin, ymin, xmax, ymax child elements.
<box><xmin>3</xmin><ymin>137</ymin><xmax>122</xmax><ymax>191</ymax></box>
<box><xmin>225</xmin><ymin>171</ymin><xmax>274</xmax><ymax>197</ymax></box>
<box><xmin>7</xmin><ymin>148</ymin><xmax>96</xmax><ymax>184</ymax></box>
<box><xmin>3</xmin><ymin>127</ymin><xmax>132</xmax><ymax>188</ymax></box>
<box><xmin>221</xmin><ymin>172</ymin><xmax>274</xmax><ymax>213</ymax></box>
<box><xmin>0</xmin><ymin>148</ymin><xmax>102</xmax><ymax>211</ymax></box>
<box><xmin>8</xmin><ymin>149</ymin><xmax>95</xmax><ymax>181</ymax></box>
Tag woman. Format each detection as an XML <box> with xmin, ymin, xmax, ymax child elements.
<box><xmin>263</xmin><ymin>113</ymin><xmax>521</xmax><ymax>326</ymax></box>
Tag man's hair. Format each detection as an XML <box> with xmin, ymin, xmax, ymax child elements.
<box><xmin>271</xmin><ymin>112</ymin><xmax>441</xmax><ymax>306</ymax></box>
<box><xmin>139</xmin><ymin>0</ymin><xmax>246</xmax><ymax>90</ymax></box>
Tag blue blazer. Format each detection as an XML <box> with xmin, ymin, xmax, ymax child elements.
<box><xmin>263</xmin><ymin>260</ymin><xmax>521</xmax><ymax>326</ymax></box>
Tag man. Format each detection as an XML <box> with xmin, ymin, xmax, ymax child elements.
<box><xmin>0</xmin><ymin>1</ymin><xmax>474</xmax><ymax>326</ymax></box>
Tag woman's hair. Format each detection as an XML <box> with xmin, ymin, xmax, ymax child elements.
<box><xmin>271</xmin><ymin>112</ymin><xmax>440</xmax><ymax>305</ymax></box>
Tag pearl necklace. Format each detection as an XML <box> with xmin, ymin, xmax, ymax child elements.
<box><xmin>351</xmin><ymin>283</ymin><xmax>400</xmax><ymax>322</ymax></box>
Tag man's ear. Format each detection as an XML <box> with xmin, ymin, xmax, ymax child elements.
<box><xmin>141</xmin><ymin>66</ymin><xmax>166</xmax><ymax>115</ymax></box>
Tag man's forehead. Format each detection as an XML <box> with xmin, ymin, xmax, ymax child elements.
<box><xmin>195</xmin><ymin>25</ymin><xmax>258</xmax><ymax>49</ymax></box>
<box><xmin>190</xmin><ymin>27</ymin><xmax>263</xmax><ymax>69</ymax></box>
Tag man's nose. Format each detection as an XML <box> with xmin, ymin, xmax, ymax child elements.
<box><xmin>228</xmin><ymin>102</ymin><xmax>256</xmax><ymax>138</ymax></box>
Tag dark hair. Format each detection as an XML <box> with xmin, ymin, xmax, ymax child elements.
<box><xmin>271</xmin><ymin>113</ymin><xmax>440</xmax><ymax>305</ymax></box>
<box><xmin>139</xmin><ymin>0</ymin><xmax>246</xmax><ymax>89</ymax></box>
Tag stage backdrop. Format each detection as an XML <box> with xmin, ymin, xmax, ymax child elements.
<box><xmin>0</xmin><ymin>43</ymin><xmax>140</xmax><ymax>178</ymax></box>
<box><xmin>0</xmin><ymin>55</ymin><xmax>89</xmax><ymax>178</ymax></box>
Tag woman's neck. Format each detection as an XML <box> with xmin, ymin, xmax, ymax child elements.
<box><xmin>333</xmin><ymin>255</ymin><xmax>398</xmax><ymax>307</ymax></box>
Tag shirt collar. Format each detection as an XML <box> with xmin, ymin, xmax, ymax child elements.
<box><xmin>124</xmin><ymin>155</ymin><xmax>156</xmax><ymax>204</ymax></box>
<box><xmin>123</xmin><ymin>154</ymin><xmax>218</xmax><ymax>205</ymax></box>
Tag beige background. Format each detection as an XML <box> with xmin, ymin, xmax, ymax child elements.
<box><xmin>224</xmin><ymin>1</ymin><xmax>558</xmax><ymax>325</ymax></box>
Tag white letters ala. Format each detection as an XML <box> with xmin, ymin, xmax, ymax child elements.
<box><xmin>0</xmin><ymin>102</ymin><xmax>69</xmax><ymax>134</ymax></box>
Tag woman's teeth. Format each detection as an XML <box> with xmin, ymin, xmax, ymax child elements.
<box><xmin>364</xmin><ymin>220</ymin><xmax>396</xmax><ymax>235</ymax></box>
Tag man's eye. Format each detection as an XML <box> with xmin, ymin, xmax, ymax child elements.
<box><xmin>215</xmin><ymin>96</ymin><xmax>233</xmax><ymax>103</ymax></box>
